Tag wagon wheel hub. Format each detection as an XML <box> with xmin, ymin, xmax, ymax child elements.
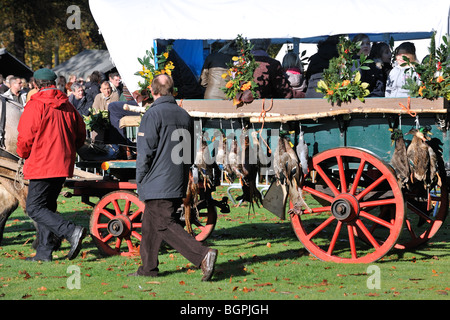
<box><xmin>331</xmin><ymin>193</ymin><xmax>360</xmax><ymax>222</ymax></box>
<box><xmin>107</xmin><ymin>215</ymin><xmax>131</xmax><ymax>237</ymax></box>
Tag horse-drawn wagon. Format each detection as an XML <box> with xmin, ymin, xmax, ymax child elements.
<box><xmin>61</xmin><ymin>96</ymin><xmax>449</xmax><ymax>263</ymax></box>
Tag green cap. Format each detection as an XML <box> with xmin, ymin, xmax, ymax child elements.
<box><xmin>33</xmin><ymin>68</ymin><xmax>57</xmax><ymax>81</ymax></box>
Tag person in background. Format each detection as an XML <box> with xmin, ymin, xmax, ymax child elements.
<box><xmin>129</xmin><ymin>74</ymin><xmax>218</xmax><ymax>281</ymax></box>
<box><xmin>352</xmin><ymin>34</ymin><xmax>385</xmax><ymax>96</ymax></box>
<box><xmin>26</xmin><ymin>77</ymin><xmax>38</xmax><ymax>103</ymax></box>
<box><xmin>92</xmin><ymin>80</ymin><xmax>119</xmax><ymax>111</ymax></box>
<box><xmin>0</xmin><ymin>75</ymin><xmax>13</xmax><ymax>94</ymax></box>
<box><xmin>17</xmin><ymin>68</ymin><xmax>86</xmax><ymax>262</ymax></box>
<box><xmin>282</xmin><ymin>51</ymin><xmax>306</xmax><ymax>96</ymax></box>
<box><xmin>352</xmin><ymin>33</ymin><xmax>372</xmax><ymax>57</ymax></box>
<box><xmin>0</xmin><ymin>75</ymin><xmax>7</xmax><ymax>94</ymax></box>
<box><xmin>369</xmin><ymin>42</ymin><xmax>393</xmax><ymax>92</ymax></box>
<box><xmin>56</xmin><ymin>75</ymin><xmax>67</xmax><ymax>93</ymax></box>
<box><xmin>1</xmin><ymin>76</ymin><xmax>27</xmax><ymax>106</ymax></box>
<box><xmin>200</xmin><ymin>40</ymin><xmax>238</xmax><ymax>99</ymax></box>
<box><xmin>385</xmin><ymin>42</ymin><xmax>419</xmax><ymax>97</ymax></box>
<box><xmin>69</xmin><ymin>81</ymin><xmax>88</xmax><ymax>116</ymax></box>
<box><xmin>84</xmin><ymin>71</ymin><xmax>103</xmax><ymax>110</ymax></box>
<box><xmin>304</xmin><ymin>35</ymin><xmax>340</xmax><ymax>98</ymax></box>
<box><xmin>250</xmin><ymin>38</ymin><xmax>302</xmax><ymax>99</ymax></box>
<box><xmin>109</xmin><ymin>72</ymin><xmax>123</xmax><ymax>98</ymax></box>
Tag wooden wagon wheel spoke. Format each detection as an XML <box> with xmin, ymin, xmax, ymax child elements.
<box><xmin>99</xmin><ymin>208</ymin><xmax>115</xmax><ymax>220</ymax></box>
<box><xmin>336</xmin><ymin>155</ymin><xmax>348</xmax><ymax>192</ymax></box>
<box><xmin>347</xmin><ymin>224</ymin><xmax>357</xmax><ymax>259</ymax></box>
<box><xmin>349</xmin><ymin>159</ymin><xmax>366</xmax><ymax>195</ymax></box>
<box><xmin>327</xmin><ymin>220</ymin><xmax>343</xmax><ymax>255</ymax></box>
<box><xmin>359</xmin><ymin>210</ymin><xmax>395</xmax><ymax>230</ymax></box>
<box><xmin>129</xmin><ymin>209</ymin><xmax>143</xmax><ymax>221</ymax></box>
<box><xmin>131</xmin><ymin>230</ymin><xmax>142</xmax><ymax>241</ymax></box>
<box><xmin>354</xmin><ymin>219</ymin><xmax>381</xmax><ymax>249</ymax></box>
<box><xmin>305</xmin><ymin>216</ymin><xmax>336</xmax><ymax>240</ymax></box>
<box><xmin>315</xmin><ymin>163</ymin><xmax>340</xmax><ymax>196</ymax></box>
<box><xmin>303</xmin><ymin>185</ymin><xmax>334</xmax><ymax>203</ymax></box>
<box><xmin>112</xmin><ymin>199</ymin><xmax>122</xmax><ymax>215</ymax></box>
<box><xmin>355</xmin><ymin>175</ymin><xmax>387</xmax><ymax>201</ymax></box>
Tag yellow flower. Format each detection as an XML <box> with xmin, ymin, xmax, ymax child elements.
<box><xmin>437</xmin><ymin>76</ymin><xmax>444</xmax><ymax>83</ymax></box>
<box><xmin>232</xmin><ymin>56</ymin><xmax>239</xmax><ymax>61</ymax></box>
<box><xmin>342</xmin><ymin>80</ymin><xmax>351</xmax><ymax>86</ymax></box>
<box><xmin>165</xmin><ymin>61</ymin><xmax>174</xmax><ymax>70</ymax></box>
<box><xmin>163</xmin><ymin>52</ymin><xmax>169</xmax><ymax>59</ymax></box>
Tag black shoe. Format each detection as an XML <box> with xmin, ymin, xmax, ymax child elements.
<box><xmin>201</xmin><ymin>249</ymin><xmax>218</xmax><ymax>281</ymax></box>
<box><xmin>25</xmin><ymin>256</ymin><xmax>52</xmax><ymax>262</ymax></box>
<box><xmin>66</xmin><ymin>226</ymin><xmax>86</xmax><ymax>260</ymax></box>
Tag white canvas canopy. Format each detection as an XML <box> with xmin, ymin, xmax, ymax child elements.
<box><xmin>89</xmin><ymin>0</ymin><xmax>450</xmax><ymax>93</ymax></box>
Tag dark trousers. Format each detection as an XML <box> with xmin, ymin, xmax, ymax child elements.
<box><xmin>137</xmin><ymin>198</ymin><xmax>210</xmax><ymax>276</ymax></box>
<box><xmin>26</xmin><ymin>178</ymin><xmax>75</xmax><ymax>259</ymax></box>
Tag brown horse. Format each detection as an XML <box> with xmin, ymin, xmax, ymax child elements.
<box><xmin>0</xmin><ymin>96</ymin><xmax>28</xmax><ymax>245</ymax></box>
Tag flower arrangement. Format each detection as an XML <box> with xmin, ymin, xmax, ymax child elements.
<box><xmin>83</xmin><ymin>108</ymin><xmax>110</xmax><ymax>132</ymax></box>
<box><xmin>402</xmin><ymin>33</ymin><xmax>450</xmax><ymax>100</ymax></box>
<box><xmin>134</xmin><ymin>45</ymin><xmax>175</xmax><ymax>101</ymax></box>
<box><xmin>221</xmin><ymin>35</ymin><xmax>259</xmax><ymax>107</ymax></box>
<box><xmin>316</xmin><ymin>36</ymin><xmax>372</xmax><ymax>105</ymax></box>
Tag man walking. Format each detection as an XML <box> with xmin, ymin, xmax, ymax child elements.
<box><xmin>129</xmin><ymin>74</ymin><xmax>217</xmax><ymax>281</ymax></box>
<box><xmin>17</xmin><ymin>68</ymin><xmax>87</xmax><ymax>262</ymax></box>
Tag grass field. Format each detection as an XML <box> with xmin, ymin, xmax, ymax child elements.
<box><xmin>0</xmin><ymin>185</ymin><xmax>449</xmax><ymax>307</ymax></box>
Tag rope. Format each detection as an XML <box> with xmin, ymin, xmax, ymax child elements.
<box><xmin>398</xmin><ymin>97</ymin><xmax>416</xmax><ymax>117</ymax></box>
<box><xmin>257</xmin><ymin>98</ymin><xmax>273</xmax><ymax>153</ymax></box>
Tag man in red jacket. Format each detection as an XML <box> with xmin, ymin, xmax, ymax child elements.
<box><xmin>17</xmin><ymin>68</ymin><xmax>87</xmax><ymax>262</ymax></box>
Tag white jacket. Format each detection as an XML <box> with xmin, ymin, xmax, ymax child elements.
<box><xmin>385</xmin><ymin>62</ymin><xmax>419</xmax><ymax>97</ymax></box>
<box><xmin>1</xmin><ymin>89</ymin><xmax>26</xmax><ymax>107</ymax></box>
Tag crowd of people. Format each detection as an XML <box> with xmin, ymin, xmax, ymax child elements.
<box><xmin>200</xmin><ymin>34</ymin><xmax>419</xmax><ymax>101</ymax></box>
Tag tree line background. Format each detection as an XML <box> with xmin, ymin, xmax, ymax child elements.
<box><xmin>0</xmin><ymin>0</ymin><xmax>106</xmax><ymax>71</ymax></box>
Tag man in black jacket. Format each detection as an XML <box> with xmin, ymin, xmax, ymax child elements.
<box><xmin>129</xmin><ymin>74</ymin><xmax>217</xmax><ymax>281</ymax></box>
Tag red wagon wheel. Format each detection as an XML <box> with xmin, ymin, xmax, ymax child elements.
<box><xmin>90</xmin><ymin>190</ymin><xmax>217</xmax><ymax>256</ymax></box>
<box><xmin>189</xmin><ymin>201</ymin><xmax>217</xmax><ymax>242</ymax></box>
<box><xmin>90</xmin><ymin>191</ymin><xmax>144</xmax><ymax>257</ymax></box>
<box><xmin>396</xmin><ymin>179</ymin><xmax>448</xmax><ymax>249</ymax></box>
<box><xmin>291</xmin><ymin>147</ymin><xmax>405</xmax><ymax>263</ymax></box>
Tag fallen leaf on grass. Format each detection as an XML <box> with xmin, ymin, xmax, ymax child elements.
<box><xmin>254</xmin><ymin>282</ymin><xmax>273</xmax><ymax>287</ymax></box>
<box><xmin>366</xmin><ymin>292</ymin><xmax>380</xmax><ymax>297</ymax></box>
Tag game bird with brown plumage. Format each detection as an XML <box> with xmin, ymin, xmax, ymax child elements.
<box><xmin>406</xmin><ymin>127</ymin><xmax>439</xmax><ymax>191</ymax></box>
<box><xmin>273</xmin><ymin>135</ymin><xmax>311</xmax><ymax>215</ymax></box>
<box><xmin>389</xmin><ymin>128</ymin><xmax>411</xmax><ymax>189</ymax></box>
